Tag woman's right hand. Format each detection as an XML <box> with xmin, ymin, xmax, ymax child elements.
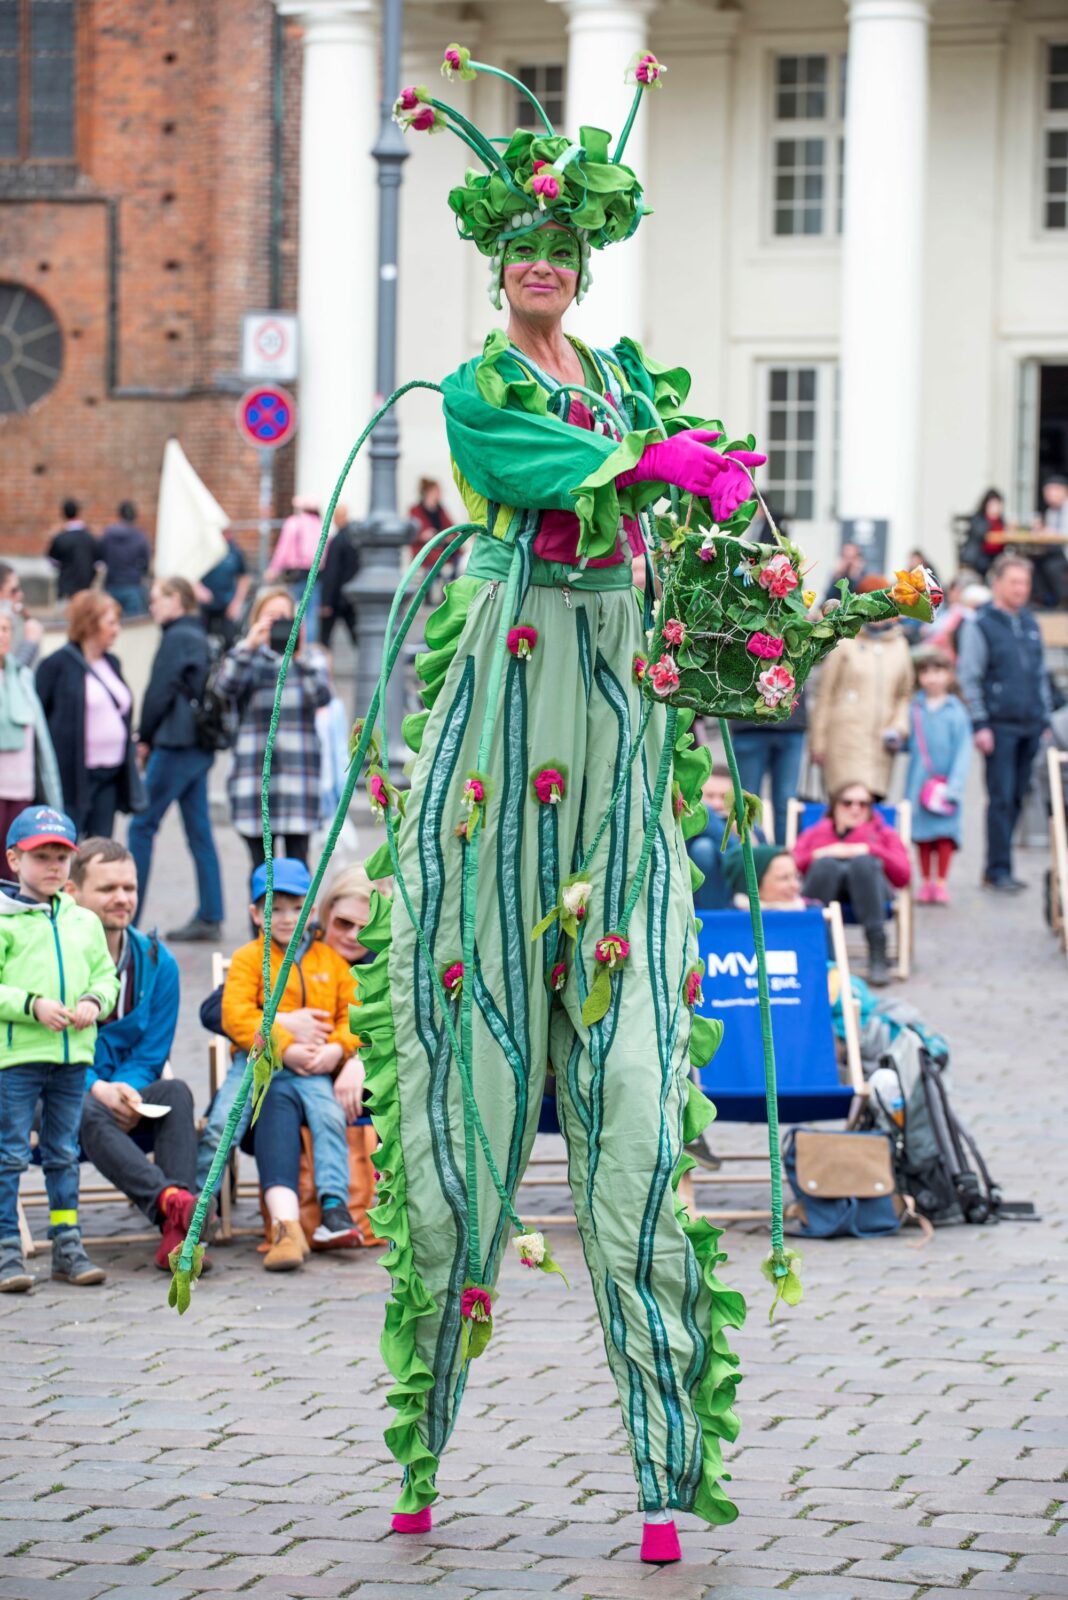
<box><xmin>243</xmin><ymin>615</ymin><xmax>271</xmax><ymax>651</ymax></box>
<box><xmin>276</xmin><ymin>1006</ymin><xmax>332</xmax><ymax>1045</ymax></box>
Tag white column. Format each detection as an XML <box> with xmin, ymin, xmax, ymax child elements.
<box><xmin>275</xmin><ymin>0</ymin><xmax>377</xmax><ymax>509</ymax></box>
<box><xmin>551</xmin><ymin>0</ymin><xmax>656</xmax><ymax>349</ymax></box>
<box><xmin>837</xmin><ymin>0</ymin><xmax>929</xmax><ymax>569</ymax></box>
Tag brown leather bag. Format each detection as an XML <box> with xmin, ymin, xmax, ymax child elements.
<box><xmin>792</xmin><ymin>1129</ymin><xmax>897</xmax><ymax>1200</ymax></box>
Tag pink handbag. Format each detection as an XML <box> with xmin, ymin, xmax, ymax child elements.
<box><xmin>913</xmin><ymin>704</ymin><xmax>957</xmax><ymax>817</ymax></box>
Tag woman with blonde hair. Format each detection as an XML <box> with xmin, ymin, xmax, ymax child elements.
<box><xmin>35</xmin><ymin>590</ymin><xmax>135</xmax><ymax>837</ymax></box>
<box><xmin>214</xmin><ymin>586</ymin><xmax>331</xmax><ymax>881</ymax></box>
<box><xmin>127</xmin><ymin>577</ymin><xmax>224</xmax><ymax>940</ymax></box>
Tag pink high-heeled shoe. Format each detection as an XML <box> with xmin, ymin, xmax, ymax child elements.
<box><xmin>640</xmin><ymin>1519</ymin><xmax>681</xmax><ymax>1563</ymax></box>
<box><xmin>391</xmin><ymin>1507</ymin><xmax>432</xmax><ymax>1534</ymax></box>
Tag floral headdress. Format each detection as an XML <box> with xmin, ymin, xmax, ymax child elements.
<box><xmin>394</xmin><ymin>46</ymin><xmax>665</xmax><ymax>307</ymax></box>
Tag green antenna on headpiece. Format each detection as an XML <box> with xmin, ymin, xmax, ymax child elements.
<box><xmin>442</xmin><ymin>43</ymin><xmax>556</xmax><ymax>135</ymax></box>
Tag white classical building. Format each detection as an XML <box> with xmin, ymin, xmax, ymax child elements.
<box><xmin>280</xmin><ymin>0</ymin><xmax>1068</xmax><ymax>580</ymax></box>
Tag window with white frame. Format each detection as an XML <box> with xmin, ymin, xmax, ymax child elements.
<box><xmin>1042</xmin><ymin>42</ymin><xmax>1068</xmax><ymax>231</ymax></box>
<box><xmin>761</xmin><ymin>363</ymin><xmax>838</xmax><ymax>524</ymax></box>
<box><xmin>770</xmin><ymin>53</ymin><xmax>846</xmax><ymax>239</ymax></box>
<box><xmin>512</xmin><ymin>63</ymin><xmax>565</xmax><ymax>132</ymax></box>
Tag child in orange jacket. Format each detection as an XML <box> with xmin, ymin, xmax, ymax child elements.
<box><xmin>197</xmin><ymin>859</ymin><xmax>364</xmax><ymax>1253</ymax></box>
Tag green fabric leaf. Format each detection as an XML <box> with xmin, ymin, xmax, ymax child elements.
<box><xmin>364</xmin><ymin>842</ymin><xmax>393</xmax><ymax>881</ymax></box>
<box><xmin>762</xmin><ymin>1247</ymin><xmax>804</xmax><ymax>1322</ymax></box>
<box><xmin>689</xmin><ymin>1014</ymin><xmax>724</xmax><ymax>1070</ymax></box>
<box><xmin>722</xmin><ymin>789</ymin><xmax>764</xmax><ymax>848</ymax></box>
<box><xmin>580</xmin><ymin>965</ymin><xmax>613</xmax><ymax>1027</ymax></box>
<box><xmin>168</xmin><ymin>1268</ymin><xmax>191</xmax><ymax>1315</ymax></box>
<box><xmin>530</xmin><ymin>906</ymin><xmax>560</xmax><ymax>941</ymax></box>
<box><xmin>682</xmin><ymin>1078</ymin><xmax>718</xmax><ymax>1144</ymax></box>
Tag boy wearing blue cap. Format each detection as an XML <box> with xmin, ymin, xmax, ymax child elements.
<box><xmin>0</xmin><ymin>806</ymin><xmax>119</xmax><ymax>1292</ymax></box>
<box><xmin>197</xmin><ymin>857</ymin><xmax>364</xmax><ymax>1270</ymax></box>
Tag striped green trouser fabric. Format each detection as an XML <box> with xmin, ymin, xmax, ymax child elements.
<box><xmin>387</xmin><ymin>549</ymin><xmax>722</xmax><ymax>1513</ymax></box>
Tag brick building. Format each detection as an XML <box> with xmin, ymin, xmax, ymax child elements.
<box><xmin>0</xmin><ymin>0</ymin><xmax>301</xmax><ymax>560</ymax></box>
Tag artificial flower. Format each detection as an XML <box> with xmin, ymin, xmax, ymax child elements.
<box><xmin>673</xmin><ymin>781</ymin><xmax>688</xmax><ymax>819</ymax></box>
<box><xmin>532</xmin><ymin>171</ymin><xmax>561</xmax><ymax>204</ymax></box>
<box><xmin>758</xmin><ymin>552</ymin><xmax>799</xmax><ymax>600</ymax></box>
<box><xmin>802</xmin><ymin>589</ymin><xmax>817</xmax><ymax>609</ymax></box>
<box><xmin>632</xmin><ymin>653</ymin><xmax>647</xmax><ymax>683</ymax></box>
<box><xmin>746</xmin><ymin>632</ymin><xmax>785</xmax><ymax>661</ymax></box>
<box><xmin>594</xmin><ymin>933</ymin><xmax>630</xmax><ymax>970</ymax></box>
<box><xmin>463</xmin><ymin>777</ymin><xmax>485</xmax><ymax>806</ymax></box>
<box><xmin>513</xmin><ymin>1231</ymin><xmax>546</xmax><ymax>1268</ymax></box>
<box><xmin>733</xmin><ymin>558</ymin><xmax>756</xmax><ymax>587</ymax></box>
<box><xmin>442</xmin><ymin>961</ymin><xmax>464</xmax><ymax>996</ymax></box>
<box><xmin>561</xmin><ymin>880</ymin><xmax>591</xmax><ymax>920</ymax></box>
<box><xmin>368</xmin><ymin>771</ymin><xmax>389</xmax><ymax>818</ymax></box>
<box><xmin>549</xmin><ymin>962</ymin><xmax>568</xmax><ymax>993</ymax></box>
<box><xmin>626</xmin><ymin>50</ymin><xmax>666</xmax><ymax>87</ymax></box>
<box><xmin>757</xmin><ymin>664</ymin><xmax>796</xmax><ymax>708</ymax></box>
<box><xmin>698</xmin><ymin>528</ymin><xmax>719</xmax><ymax>562</ymax></box>
<box><xmin>461</xmin><ymin>1285</ymin><xmax>492</xmax><ymax>1322</ymax></box>
<box><xmin>394</xmin><ymin>86</ymin><xmax>424</xmax><ymax>112</ymax></box>
<box><xmin>648</xmin><ymin>654</ymin><xmax>680</xmax><ymax>697</ymax></box>
<box><xmin>507</xmin><ymin>625</ymin><xmax>538</xmax><ymax>659</ymax></box>
<box><xmin>685</xmin><ymin>966</ymin><xmax>704</xmax><ymax>1008</ymax></box>
<box><xmin>893</xmin><ymin>565</ymin><xmax>941</xmax><ymax>610</ymax></box>
<box><xmin>533</xmin><ymin>766</ymin><xmax>566</xmax><ymax>805</ymax></box>
<box><xmin>441</xmin><ymin>42</ymin><xmax>476</xmax><ymax>80</ymax></box>
<box><xmin>661</xmin><ymin>617</ymin><xmax>686</xmax><ymax>646</ymax></box>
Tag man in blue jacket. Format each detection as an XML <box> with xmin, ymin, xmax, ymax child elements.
<box><xmin>69</xmin><ymin>838</ymin><xmax>204</xmax><ymax>1271</ymax></box>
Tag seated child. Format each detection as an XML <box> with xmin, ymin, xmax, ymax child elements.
<box><xmin>197</xmin><ymin>858</ymin><xmax>363</xmax><ymax>1249</ymax></box>
<box><xmin>0</xmin><ymin>806</ymin><xmax>119</xmax><ymax>1293</ymax></box>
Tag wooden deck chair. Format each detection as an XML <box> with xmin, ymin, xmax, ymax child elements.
<box><xmin>1048</xmin><ymin>747</ymin><xmax>1068</xmax><ymax>958</ymax></box>
<box><xmin>517</xmin><ymin>902</ymin><xmax>864</xmax><ymax>1227</ymax></box>
<box><xmin>18</xmin><ymin>1062</ymin><xmax>179</xmax><ymax>1256</ymax></box>
<box><xmin>786</xmin><ymin>796</ymin><xmax>913</xmax><ymax>980</ymax></box>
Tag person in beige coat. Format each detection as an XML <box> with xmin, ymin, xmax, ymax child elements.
<box><xmin>809</xmin><ymin>576</ymin><xmax>913</xmax><ymax>799</ymax></box>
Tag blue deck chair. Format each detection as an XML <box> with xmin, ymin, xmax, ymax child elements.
<box><xmin>786</xmin><ymin>797</ymin><xmax>913</xmax><ymax>980</ymax></box>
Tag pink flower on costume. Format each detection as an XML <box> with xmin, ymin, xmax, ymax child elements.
<box><xmin>549</xmin><ymin>962</ymin><xmax>567</xmax><ymax>993</ymax></box>
<box><xmin>507</xmin><ymin>625</ymin><xmax>538</xmax><ymax>659</ymax></box>
<box><xmin>463</xmin><ymin>778</ymin><xmax>485</xmax><ymax>805</ymax></box>
<box><xmin>594</xmin><ymin>934</ymin><xmax>630</xmax><ymax>970</ymax></box>
<box><xmin>461</xmin><ymin>1286</ymin><xmax>492</xmax><ymax>1322</ymax></box>
<box><xmin>661</xmin><ymin>618</ymin><xmax>686</xmax><ymax>647</ymax></box>
<box><xmin>685</xmin><ymin>968</ymin><xmax>704</xmax><ymax>1008</ymax></box>
<box><xmin>757</xmin><ymin>664</ymin><xmax>796</xmax><ymax>708</ymax></box>
<box><xmin>532</xmin><ymin>173</ymin><xmax>561</xmax><ymax>203</ymax></box>
<box><xmin>396</xmin><ymin>86</ymin><xmax>421</xmax><ymax>111</ymax></box>
<box><xmin>674</xmin><ymin>785</ymin><xmax>688</xmax><ymax>819</ymax></box>
<box><xmin>648</xmin><ymin>654</ymin><xmax>680</xmax><ymax>697</ymax></box>
<box><xmin>757</xmin><ymin>553</ymin><xmax>799</xmax><ymax>601</ymax></box>
<box><xmin>632</xmin><ymin>654</ymin><xmax>647</xmax><ymax>683</ymax></box>
<box><xmin>442</xmin><ymin>962</ymin><xmax>464</xmax><ymax>994</ymax></box>
<box><xmin>746</xmin><ymin>632</ymin><xmax>785</xmax><ymax>661</ymax></box>
<box><xmin>368</xmin><ymin>772</ymin><xmax>389</xmax><ymax>816</ymax></box>
<box><xmin>635</xmin><ymin>52</ymin><xmax>665</xmax><ymax>85</ymax></box>
<box><xmin>410</xmin><ymin>105</ymin><xmax>438</xmax><ymax>133</ymax></box>
<box><xmin>534</xmin><ymin>767</ymin><xmax>566</xmax><ymax>805</ymax></box>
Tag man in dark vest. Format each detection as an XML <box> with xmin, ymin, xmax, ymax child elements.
<box><xmin>958</xmin><ymin>554</ymin><xmax>1051</xmax><ymax>892</ymax></box>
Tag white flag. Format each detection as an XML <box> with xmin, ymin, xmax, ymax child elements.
<box><xmin>155</xmin><ymin>437</ymin><xmax>229</xmax><ymax>582</ymax></box>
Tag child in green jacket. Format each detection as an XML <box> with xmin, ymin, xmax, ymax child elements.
<box><xmin>0</xmin><ymin>806</ymin><xmax>119</xmax><ymax>1293</ymax></box>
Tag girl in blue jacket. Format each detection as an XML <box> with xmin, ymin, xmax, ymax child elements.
<box><xmin>905</xmin><ymin>650</ymin><xmax>972</xmax><ymax>904</ymax></box>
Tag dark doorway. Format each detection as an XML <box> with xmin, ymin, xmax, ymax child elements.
<box><xmin>1039</xmin><ymin>364</ymin><xmax>1068</xmax><ymax>504</ymax></box>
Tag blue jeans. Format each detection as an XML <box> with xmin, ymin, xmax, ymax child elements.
<box><xmin>128</xmin><ymin>746</ymin><xmax>224</xmax><ymax>924</ymax></box>
<box><xmin>196</xmin><ymin>1054</ymin><xmax>350</xmax><ymax>1203</ymax></box>
<box><xmin>983</xmin><ymin>723</ymin><xmax>1043</xmax><ymax>882</ymax></box>
<box><xmin>0</xmin><ymin>1062</ymin><xmax>85</xmax><ymax>1239</ymax></box>
<box><xmin>107</xmin><ymin>583</ymin><xmax>147</xmax><ymax>617</ymax></box>
<box><xmin>730</xmin><ymin>728</ymin><xmax>805</xmax><ymax>845</ymax></box>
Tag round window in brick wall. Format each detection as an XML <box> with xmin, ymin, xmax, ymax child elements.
<box><xmin>0</xmin><ymin>284</ymin><xmax>63</xmax><ymax>415</ymax></box>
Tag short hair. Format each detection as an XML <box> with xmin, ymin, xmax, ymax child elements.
<box><xmin>155</xmin><ymin>575</ymin><xmax>198</xmax><ymax>614</ymax></box>
<box><xmin>989</xmin><ymin>552</ymin><xmax>1032</xmax><ymax>581</ymax></box>
<box><xmin>70</xmin><ymin>836</ymin><xmax>133</xmax><ymax>888</ymax></box>
<box><xmin>319</xmin><ymin>863</ymin><xmax>376</xmax><ymax>929</ymax></box>
<box><xmin>67</xmin><ymin>589</ymin><xmax>120</xmax><ymax>645</ymax></box>
<box><xmin>62</xmin><ymin>498</ymin><xmax>80</xmax><ymax>520</ymax></box>
<box><xmin>418</xmin><ymin>477</ymin><xmax>440</xmax><ymax>497</ymax></box>
<box><xmin>0</xmin><ymin>562</ymin><xmax>14</xmax><ymax>592</ymax></box>
<box><xmin>118</xmin><ymin>500</ymin><xmax>137</xmax><ymax>522</ymax></box>
<box><xmin>248</xmin><ymin>585</ymin><xmax>294</xmax><ymax>627</ymax></box>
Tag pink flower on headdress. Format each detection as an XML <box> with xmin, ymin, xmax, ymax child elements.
<box><xmin>532</xmin><ymin>172</ymin><xmax>561</xmax><ymax>204</ymax></box>
<box><xmin>594</xmin><ymin>934</ymin><xmax>630</xmax><ymax>970</ymax></box>
<box><xmin>685</xmin><ymin>967</ymin><xmax>704</xmax><ymax>1008</ymax></box>
<box><xmin>635</xmin><ymin>52</ymin><xmax>665</xmax><ymax>86</ymax></box>
<box><xmin>757</xmin><ymin>552</ymin><xmax>799</xmax><ymax>601</ymax></box>
<box><xmin>746</xmin><ymin>632</ymin><xmax>785</xmax><ymax>661</ymax></box>
<box><xmin>648</xmin><ymin>654</ymin><xmax>680</xmax><ymax>697</ymax></box>
<box><xmin>549</xmin><ymin>962</ymin><xmax>568</xmax><ymax>993</ymax></box>
<box><xmin>461</xmin><ymin>1286</ymin><xmax>492</xmax><ymax>1322</ymax></box>
<box><xmin>396</xmin><ymin>86</ymin><xmax>421</xmax><ymax>111</ymax></box>
<box><xmin>441</xmin><ymin>43</ymin><xmax>475</xmax><ymax>81</ymax></box>
<box><xmin>410</xmin><ymin>104</ymin><xmax>439</xmax><ymax>133</ymax></box>
<box><xmin>757</xmin><ymin>664</ymin><xmax>796</xmax><ymax>708</ymax></box>
<box><xmin>507</xmin><ymin>625</ymin><xmax>538</xmax><ymax>659</ymax></box>
<box><xmin>442</xmin><ymin>962</ymin><xmax>464</xmax><ymax>995</ymax></box>
<box><xmin>661</xmin><ymin>617</ymin><xmax>686</xmax><ymax>647</ymax></box>
<box><xmin>534</xmin><ymin>767</ymin><xmax>566</xmax><ymax>805</ymax></box>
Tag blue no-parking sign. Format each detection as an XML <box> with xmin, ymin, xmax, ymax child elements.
<box><xmin>236</xmin><ymin>385</ymin><xmax>297</xmax><ymax>449</ymax></box>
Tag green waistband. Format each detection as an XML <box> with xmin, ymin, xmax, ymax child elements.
<box><xmin>467</xmin><ymin>537</ymin><xmax>635</xmax><ymax>591</ymax></box>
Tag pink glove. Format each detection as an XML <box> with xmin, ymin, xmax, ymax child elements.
<box><xmin>617</xmin><ymin>429</ymin><xmax>728</xmax><ymax>497</ymax></box>
<box><xmin>707</xmin><ymin>450</ymin><xmax>766</xmax><ymax>522</ymax></box>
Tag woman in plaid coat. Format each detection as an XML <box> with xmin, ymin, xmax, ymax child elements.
<box><xmin>215</xmin><ymin>587</ymin><xmax>331</xmax><ymax>873</ymax></box>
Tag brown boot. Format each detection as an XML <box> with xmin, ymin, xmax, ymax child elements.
<box><xmin>264</xmin><ymin>1219</ymin><xmax>306</xmax><ymax>1272</ymax></box>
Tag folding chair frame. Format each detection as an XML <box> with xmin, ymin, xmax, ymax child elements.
<box><xmin>1048</xmin><ymin>748</ymin><xmax>1068</xmax><ymax>958</ymax></box>
<box><xmin>518</xmin><ymin>903</ymin><xmax>865</xmax><ymax>1226</ymax></box>
<box><xmin>786</xmin><ymin>796</ymin><xmax>913</xmax><ymax>980</ymax></box>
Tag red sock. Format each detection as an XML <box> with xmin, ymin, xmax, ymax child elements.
<box><xmin>936</xmin><ymin>838</ymin><xmax>954</xmax><ymax>880</ymax></box>
<box><xmin>917</xmin><ymin>842</ymin><xmax>934</xmax><ymax>880</ymax></box>
<box><xmin>159</xmin><ymin>1186</ymin><xmax>179</xmax><ymax>1218</ymax></box>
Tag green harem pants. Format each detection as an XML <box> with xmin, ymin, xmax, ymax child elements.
<box><xmin>368</xmin><ymin>534</ymin><xmax>745</xmax><ymax>1522</ymax></box>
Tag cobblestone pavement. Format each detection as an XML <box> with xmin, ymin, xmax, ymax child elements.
<box><xmin>4</xmin><ymin>784</ymin><xmax>1067</xmax><ymax>1600</ymax></box>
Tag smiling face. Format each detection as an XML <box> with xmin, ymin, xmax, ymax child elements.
<box><xmin>759</xmin><ymin>853</ymin><xmax>802</xmax><ymax>907</ymax></box>
<box><xmin>501</xmin><ymin>222</ymin><xmax>581</xmax><ymax>323</ymax></box>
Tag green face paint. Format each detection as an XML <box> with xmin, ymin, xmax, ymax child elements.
<box><xmin>502</xmin><ymin>229</ymin><xmax>581</xmax><ymax>275</ymax></box>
